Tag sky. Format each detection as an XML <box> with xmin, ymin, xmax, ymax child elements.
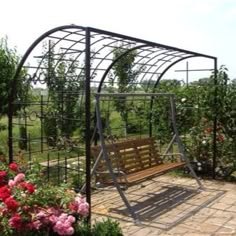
<box><xmin>0</xmin><ymin>0</ymin><xmax>236</xmax><ymax>79</ymax></box>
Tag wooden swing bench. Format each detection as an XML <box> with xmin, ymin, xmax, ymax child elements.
<box><xmin>91</xmin><ymin>137</ymin><xmax>186</xmax><ymax>187</ymax></box>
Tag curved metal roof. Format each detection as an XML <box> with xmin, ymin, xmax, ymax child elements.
<box><xmin>11</xmin><ymin>25</ymin><xmax>217</xmax><ymax>95</ymax></box>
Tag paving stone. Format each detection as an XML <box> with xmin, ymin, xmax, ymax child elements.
<box><xmin>183</xmin><ymin>233</ymin><xmax>211</xmax><ymax>236</ymax></box>
<box><xmin>215</xmin><ymin>226</ymin><xmax>236</xmax><ymax>235</ymax></box>
<box><xmin>199</xmin><ymin>222</ymin><xmax>220</xmax><ymax>233</ymax></box>
<box><xmin>198</xmin><ymin>207</ymin><xmax>218</xmax><ymax>216</ymax></box>
<box><xmin>227</xmin><ymin>205</ymin><xmax>236</xmax><ymax>212</ymax></box>
<box><xmin>219</xmin><ymin>197</ymin><xmax>236</xmax><ymax>205</ymax></box>
<box><xmin>180</xmin><ymin>222</ymin><xmax>202</xmax><ymax>231</ymax></box>
<box><xmin>214</xmin><ymin>234</ymin><xmax>236</xmax><ymax>236</ymax></box>
<box><xmin>226</xmin><ymin>218</ymin><xmax>236</xmax><ymax>227</ymax></box>
<box><xmin>168</xmin><ymin>225</ymin><xmax>189</xmax><ymax>234</ymax></box>
<box><xmin>130</xmin><ymin>227</ymin><xmax>153</xmax><ymax>236</ymax></box>
<box><xmin>214</xmin><ymin>210</ymin><xmax>236</xmax><ymax>218</ymax></box>
<box><xmin>205</xmin><ymin>216</ymin><xmax>229</xmax><ymax>225</ymax></box>
<box><xmin>210</xmin><ymin>202</ymin><xmax>231</xmax><ymax>210</ymax></box>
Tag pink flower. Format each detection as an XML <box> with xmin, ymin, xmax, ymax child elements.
<box><xmin>36</xmin><ymin>210</ymin><xmax>48</xmax><ymax>222</ymax></box>
<box><xmin>9</xmin><ymin>163</ymin><xmax>18</xmax><ymax>172</ymax></box>
<box><xmin>31</xmin><ymin>220</ymin><xmax>42</xmax><ymax>230</ymax></box>
<box><xmin>14</xmin><ymin>173</ymin><xmax>25</xmax><ymax>183</ymax></box>
<box><xmin>69</xmin><ymin>195</ymin><xmax>89</xmax><ymax>216</ymax></box>
<box><xmin>49</xmin><ymin>214</ymin><xmax>58</xmax><ymax>224</ymax></box>
<box><xmin>64</xmin><ymin>227</ymin><xmax>74</xmax><ymax>235</ymax></box>
<box><xmin>67</xmin><ymin>215</ymin><xmax>76</xmax><ymax>223</ymax></box>
<box><xmin>54</xmin><ymin>222</ymin><xmax>74</xmax><ymax>235</ymax></box>
<box><xmin>9</xmin><ymin>213</ymin><xmax>22</xmax><ymax>230</ymax></box>
<box><xmin>36</xmin><ymin>210</ymin><xmax>51</xmax><ymax>225</ymax></box>
<box><xmin>53</xmin><ymin>213</ymin><xmax>75</xmax><ymax>235</ymax></box>
<box><xmin>36</xmin><ymin>211</ymin><xmax>47</xmax><ymax>219</ymax></box>
<box><xmin>78</xmin><ymin>202</ymin><xmax>89</xmax><ymax>216</ymax></box>
<box><xmin>59</xmin><ymin>213</ymin><xmax>68</xmax><ymax>221</ymax></box>
<box><xmin>8</xmin><ymin>180</ymin><xmax>16</xmax><ymax>188</ymax></box>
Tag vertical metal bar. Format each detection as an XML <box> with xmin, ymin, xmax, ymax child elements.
<box><xmin>64</xmin><ymin>154</ymin><xmax>67</xmax><ymax>183</ymax></box>
<box><xmin>57</xmin><ymin>152</ymin><xmax>60</xmax><ymax>184</ymax></box>
<box><xmin>47</xmin><ymin>153</ymin><xmax>50</xmax><ymax>182</ymax></box>
<box><xmin>48</xmin><ymin>40</ymin><xmax>52</xmax><ymax>84</ymax></box>
<box><xmin>24</xmin><ymin>106</ymin><xmax>28</xmax><ymax>151</ymax></box>
<box><xmin>8</xmin><ymin>102</ymin><xmax>13</xmax><ymax>163</ymax></box>
<box><xmin>28</xmin><ymin>133</ymin><xmax>32</xmax><ymax>169</ymax></box>
<box><xmin>212</xmin><ymin>59</ymin><xmax>218</xmax><ymax>179</ymax></box>
<box><xmin>149</xmin><ymin>98</ymin><xmax>153</xmax><ymax>137</ymax></box>
<box><xmin>40</xmin><ymin>94</ymin><xmax>44</xmax><ymax>152</ymax></box>
<box><xmin>77</xmin><ymin>154</ymin><xmax>80</xmax><ymax>191</ymax></box>
<box><xmin>85</xmin><ymin>27</ymin><xmax>91</xmax><ymax>223</ymax></box>
<box><xmin>186</xmin><ymin>61</ymin><xmax>189</xmax><ymax>86</ymax></box>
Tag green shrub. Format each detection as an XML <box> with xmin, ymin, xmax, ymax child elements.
<box><xmin>92</xmin><ymin>218</ymin><xmax>123</xmax><ymax>236</ymax></box>
<box><xmin>75</xmin><ymin>218</ymin><xmax>123</xmax><ymax>236</ymax></box>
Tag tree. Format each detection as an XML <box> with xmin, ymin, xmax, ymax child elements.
<box><xmin>0</xmin><ymin>37</ymin><xmax>19</xmax><ymax>118</ymax></box>
<box><xmin>41</xmin><ymin>41</ymin><xmax>83</xmax><ymax>144</ymax></box>
<box><xmin>0</xmin><ymin>37</ymin><xmax>30</xmax><ymax>151</ymax></box>
<box><xmin>110</xmin><ymin>46</ymin><xmax>139</xmax><ymax>136</ymax></box>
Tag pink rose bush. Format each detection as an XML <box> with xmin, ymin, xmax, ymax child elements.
<box><xmin>0</xmin><ymin>162</ymin><xmax>89</xmax><ymax>235</ymax></box>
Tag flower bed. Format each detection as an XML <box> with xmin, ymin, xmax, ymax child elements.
<box><xmin>0</xmin><ymin>162</ymin><xmax>89</xmax><ymax>235</ymax></box>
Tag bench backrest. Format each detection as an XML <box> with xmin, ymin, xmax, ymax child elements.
<box><xmin>91</xmin><ymin>137</ymin><xmax>162</xmax><ymax>174</ymax></box>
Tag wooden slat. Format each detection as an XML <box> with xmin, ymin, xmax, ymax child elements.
<box><xmin>126</xmin><ymin>162</ymin><xmax>186</xmax><ymax>183</ymax></box>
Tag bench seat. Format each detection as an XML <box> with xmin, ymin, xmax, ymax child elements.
<box><xmin>124</xmin><ymin>162</ymin><xmax>186</xmax><ymax>184</ymax></box>
<box><xmin>91</xmin><ymin>137</ymin><xmax>186</xmax><ymax>187</ymax></box>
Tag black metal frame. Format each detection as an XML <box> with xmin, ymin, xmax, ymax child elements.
<box><xmin>8</xmin><ymin>25</ymin><xmax>218</xmax><ymax>222</ymax></box>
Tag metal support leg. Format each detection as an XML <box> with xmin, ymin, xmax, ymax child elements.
<box><xmin>170</xmin><ymin>96</ymin><xmax>204</xmax><ymax>189</ymax></box>
<box><xmin>163</xmin><ymin>134</ymin><xmax>176</xmax><ymax>156</ymax></box>
<box><xmin>95</xmin><ymin>94</ymin><xmax>140</xmax><ymax>223</ymax></box>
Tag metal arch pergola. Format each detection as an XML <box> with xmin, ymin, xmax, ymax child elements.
<box><xmin>8</xmin><ymin>25</ymin><xmax>218</xmax><ymax>221</ymax></box>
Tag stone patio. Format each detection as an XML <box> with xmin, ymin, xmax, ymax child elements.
<box><xmin>92</xmin><ymin>175</ymin><xmax>236</xmax><ymax>235</ymax></box>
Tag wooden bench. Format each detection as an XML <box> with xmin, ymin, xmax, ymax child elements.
<box><xmin>91</xmin><ymin>137</ymin><xmax>186</xmax><ymax>187</ymax></box>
